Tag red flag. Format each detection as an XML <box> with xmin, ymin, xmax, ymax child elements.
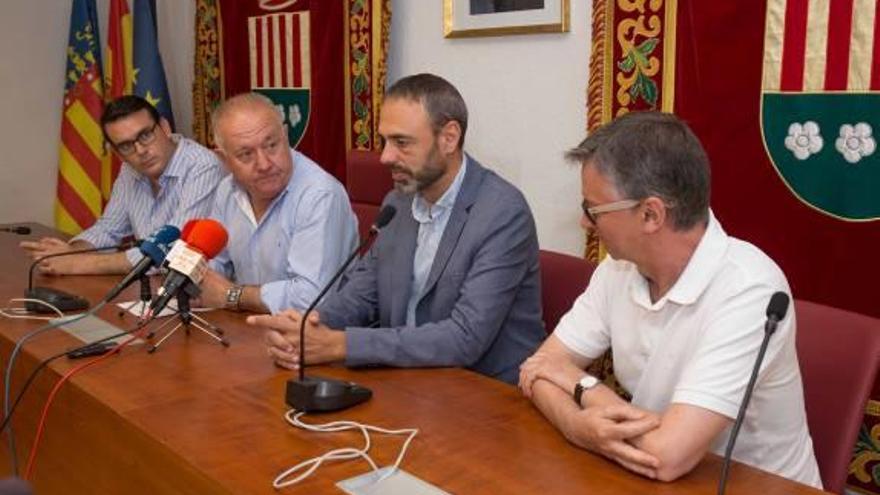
<box><xmin>55</xmin><ymin>0</ymin><xmax>105</xmax><ymax>235</ymax></box>
<box><xmin>103</xmin><ymin>0</ymin><xmax>133</xmax><ymax>202</ymax></box>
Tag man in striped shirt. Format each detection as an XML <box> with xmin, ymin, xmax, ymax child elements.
<box><xmin>21</xmin><ymin>95</ymin><xmax>226</xmax><ymax>275</ymax></box>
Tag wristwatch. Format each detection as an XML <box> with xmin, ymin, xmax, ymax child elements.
<box><xmin>225</xmin><ymin>284</ymin><xmax>244</xmax><ymax>311</ymax></box>
<box><xmin>573</xmin><ymin>374</ymin><xmax>599</xmax><ymax>408</ymax></box>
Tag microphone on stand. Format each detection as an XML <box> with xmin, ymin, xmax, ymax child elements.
<box><xmin>286</xmin><ymin>205</ymin><xmax>397</xmax><ymax>413</ymax></box>
<box><xmin>717</xmin><ymin>291</ymin><xmax>791</xmax><ymax>495</ymax></box>
<box><xmin>149</xmin><ymin>219</ymin><xmax>228</xmax><ymax>316</ymax></box>
<box><xmin>1</xmin><ymin>226</ymin><xmax>31</xmax><ymax>235</ymax></box>
<box><xmin>24</xmin><ymin>240</ymin><xmax>138</xmax><ymax>313</ymax></box>
<box><xmin>101</xmin><ymin>225</ymin><xmax>181</xmax><ymax>304</ymax></box>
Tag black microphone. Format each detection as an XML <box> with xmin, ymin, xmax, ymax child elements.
<box><xmin>24</xmin><ymin>241</ymin><xmax>137</xmax><ymax>314</ymax></box>
<box><xmin>717</xmin><ymin>291</ymin><xmax>790</xmax><ymax>495</ymax></box>
<box><xmin>102</xmin><ymin>225</ymin><xmax>181</xmax><ymax>304</ymax></box>
<box><xmin>286</xmin><ymin>204</ymin><xmax>397</xmax><ymax>413</ymax></box>
<box><xmin>1</xmin><ymin>226</ymin><xmax>31</xmax><ymax>235</ymax></box>
<box><xmin>148</xmin><ymin>219</ymin><xmax>228</xmax><ymax>316</ymax></box>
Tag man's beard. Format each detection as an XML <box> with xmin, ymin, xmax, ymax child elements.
<box><xmin>390</xmin><ymin>146</ymin><xmax>446</xmax><ymax>195</ymax></box>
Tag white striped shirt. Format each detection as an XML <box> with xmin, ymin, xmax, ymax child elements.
<box><xmin>73</xmin><ymin>136</ymin><xmax>226</xmax><ymax>265</ymax></box>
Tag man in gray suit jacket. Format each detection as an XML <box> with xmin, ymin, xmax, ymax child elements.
<box><xmin>250</xmin><ymin>73</ymin><xmax>545</xmax><ymax>384</ymax></box>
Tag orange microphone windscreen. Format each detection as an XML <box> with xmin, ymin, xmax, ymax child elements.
<box><xmin>180</xmin><ymin>219</ymin><xmax>199</xmax><ymax>241</ymax></box>
<box><xmin>183</xmin><ymin>219</ymin><xmax>228</xmax><ymax>259</ymax></box>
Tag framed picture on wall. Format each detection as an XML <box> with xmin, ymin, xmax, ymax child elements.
<box><xmin>443</xmin><ymin>0</ymin><xmax>569</xmax><ymax>38</ymax></box>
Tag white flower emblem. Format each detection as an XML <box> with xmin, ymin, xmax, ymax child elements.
<box><xmin>784</xmin><ymin>121</ymin><xmax>823</xmax><ymax>160</ymax></box>
<box><xmin>835</xmin><ymin>123</ymin><xmax>876</xmax><ymax>164</ymax></box>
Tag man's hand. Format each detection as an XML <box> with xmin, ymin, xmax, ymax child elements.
<box><xmin>248</xmin><ymin>310</ymin><xmax>346</xmax><ymax>370</ymax></box>
<box><xmin>197</xmin><ymin>269</ymin><xmax>234</xmax><ymax>308</ymax></box>
<box><xmin>567</xmin><ymin>403</ymin><xmax>662</xmax><ymax>479</ymax></box>
<box><xmin>19</xmin><ymin>237</ymin><xmax>111</xmax><ymax>275</ymax></box>
<box><xmin>20</xmin><ymin>237</ymin><xmax>77</xmax><ymax>275</ymax></box>
<box><xmin>519</xmin><ymin>351</ymin><xmax>586</xmax><ymax>398</ymax></box>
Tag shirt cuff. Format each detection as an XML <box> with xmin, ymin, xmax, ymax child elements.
<box><xmin>671</xmin><ymin>388</ymin><xmax>740</xmax><ymax>420</ymax></box>
<box><xmin>124</xmin><ymin>247</ymin><xmax>143</xmax><ymax>268</ymax></box>
<box><xmin>259</xmin><ymin>283</ymin><xmax>282</xmax><ymax>314</ymax></box>
<box><xmin>71</xmin><ymin>229</ymin><xmax>108</xmax><ymax>249</ymax></box>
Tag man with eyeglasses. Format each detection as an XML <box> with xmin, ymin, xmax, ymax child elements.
<box><xmin>519</xmin><ymin>111</ymin><xmax>821</xmax><ymax>487</ymax></box>
<box><xmin>21</xmin><ymin>95</ymin><xmax>225</xmax><ymax>275</ymax></box>
<box><xmin>193</xmin><ymin>92</ymin><xmax>358</xmax><ymax>314</ymax></box>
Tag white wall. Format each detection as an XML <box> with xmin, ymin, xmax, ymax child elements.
<box><xmin>0</xmin><ymin>1</ymin><xmax>71</xmax><ymax>227</ymax></box>
<box><xmin>387</xmin><ymin>0</ymin><xmax>590</xmax><ymax>255</ymax></box>
<box><xmin>0</xmin><ymin>0</ymin><xmax>587</xmax><ymax>255</ymax></box>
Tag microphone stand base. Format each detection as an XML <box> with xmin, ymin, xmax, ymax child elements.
<box><xmin>24</xmin><ymin>287</ymin><xmax>89</xmax><ymax>313</ymax></box>
<box><xmin>286</xmin><ymin>376</ymin><xmax>372</xmax><ymax>413</ymax></box>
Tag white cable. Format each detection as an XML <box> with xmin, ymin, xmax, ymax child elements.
<box><xmin>0</xmin><ymin>298</ymin><xmax>64</xmax><ymax>321</ymax></box>
<box><xmin>273</xmin><ymin>410</ymin><xmax>419</xmax><ymax>490</ymax></box>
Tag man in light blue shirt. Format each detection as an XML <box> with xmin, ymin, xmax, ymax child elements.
<box><xmin>197</xmin><ymin>93</ymin><xmax>358</xmax><ymax>314</ymax></box>
<box><xmin>21</xmin><ymin>95</ymin><xmax>225</xmax><ymax>275</ymax></box>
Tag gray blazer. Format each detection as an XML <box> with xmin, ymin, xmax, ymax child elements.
<box><xmin>318</xmin><ymin>157</ymin><xmax>545</xmax><ymax>384</ymax></box>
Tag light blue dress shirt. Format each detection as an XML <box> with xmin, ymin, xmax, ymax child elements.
<box><xmin>209</xmin><ymin>150</ymin><xmax>359</xmax><ymax>314</ymax></box>
<box><xmin>406</xmin><ymin>157</ymin><xmax>468</xmax><ymax>326</ymax></box>
<box><xmin>72</xmin><ymin>136</ymin><xmax>225</xmax><ymax>266</ymax></box>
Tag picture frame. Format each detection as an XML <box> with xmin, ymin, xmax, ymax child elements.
<box><xmin>443</xmin><ymin>0</ymin><xmax>570</xmax><ymax>38</ymax></box>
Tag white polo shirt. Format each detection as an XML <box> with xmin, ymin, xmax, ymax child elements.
<box><xmin>554</xmin><ymin>212</ymin><xmax>822</xmax><ymax>488</ymax></box>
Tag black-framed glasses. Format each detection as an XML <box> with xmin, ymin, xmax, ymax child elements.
<box><xmin>581</xmin><ymin>199</ymin><xmax>641</xmax><ymax>225</ymax></box>
<box><xmin>110</xmin><ymin>122</ymin><xmax>158</xmax><ymax>156</ymax></box>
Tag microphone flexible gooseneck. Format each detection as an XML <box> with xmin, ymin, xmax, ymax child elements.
<box><xmin>287</xmin><ymin>205</ymin><xmax>396</xmax><ymax>413</ymax></box>
<box><xmin>27</xmin><ymin>243</ymin><xmax>133</xmax><ymax>292</ymax></box>
<box><xmin>717</xmin><ymin>291</ymin><xmax>791</xmax><ymax>495</ymax></box>
<box><xmin>297</xmin><ymin>205</ymin><xmax>397</xmax><ymax>382</ymax></box>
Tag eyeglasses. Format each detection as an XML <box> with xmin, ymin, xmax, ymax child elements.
<box><xmin>581</xmin><ymin>199</ymin><xmax>641</xmax><ymax>225</ymax></box>
<box><xmin>110</xmin><ymin>122</ymin><xmax>158</xmax><ymax>156</ymax></box>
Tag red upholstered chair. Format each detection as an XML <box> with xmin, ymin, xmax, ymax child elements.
<box><xmin>795</xmin><ymin>299</ymin><xmax>880</xmax><ymax>493</ymax></box>
<box><xmin>539</xmin><ymin>250</ymin><xmax>595</xmax><ymax>333</ymax></box>
<box><xmin>346</xmin><ymin>150</ymin><xmax>393</xmax><ymax>239</ymax></box>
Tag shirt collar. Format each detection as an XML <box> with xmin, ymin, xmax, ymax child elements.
<box><xmin>411</xmin><ymin>155</ymin><xmax>468</xmax><ymax>224</ymax></box>
<box><xmin>629</xmin><ymin>209</ymin><xmax>729</xmax><ymax>309</ymax></box>
<box><xmin>231</xmin><ymin>148</ymin><xmax>296</xmax><ymax>226</ymax></box>
<box><xmin>131</xmin><ymin>134</ymin><xmax>185</xmax><ymax>183</ymax></box>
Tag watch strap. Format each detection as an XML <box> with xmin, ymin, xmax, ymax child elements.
<box><xmin>225</xmin><ymin>284</ymin><xmax>243</xmax><ymax>311</ymax></box>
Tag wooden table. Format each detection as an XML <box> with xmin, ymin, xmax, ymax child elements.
<box><xmin>0</xmin><ymin>224</ymin><xmax>828</xmax><ymax>494</ymax></box>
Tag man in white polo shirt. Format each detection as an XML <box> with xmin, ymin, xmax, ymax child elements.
<box><xmin>518</xmin><ymin>111</ymin><xmax>821</xmax><ymax>488</ymax></box>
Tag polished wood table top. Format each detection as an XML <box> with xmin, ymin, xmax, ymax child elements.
<box><xmin>0</xmin><ymin>224</ymin><xmax>828</xmax><ymax>494</ymax></box>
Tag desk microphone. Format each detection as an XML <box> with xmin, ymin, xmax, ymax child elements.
<box><xmin>1</xmin><ymin>226</ymin><xmax>31</xmax><ymax>235</ymax></box>
<box><xmin>101</xmin><ymin>225</ymin><xmax>180</xmax><ymax>303</ymax></box>
<box><xmin>149</xmin><ymin>219</ymin><xmax>228</xmax><ymax>315</ymax></box>
<box><xmin>717</xmin><ymin>291</ymin><xmax>790</xmax><ymax>495</ymax></box>
<box><xmin>24</xmin><ymin>240</ymin><xmax>138</xmax><ymax>313</ymax></box>
<box><xmin>286</xmin><ymin>205</ymin><xmax>397</xmax><ymax>413</ymax></box>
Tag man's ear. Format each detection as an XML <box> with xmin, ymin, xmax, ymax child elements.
<box><xmin>159</xmin><ymin>117</ymin><xmax>173</xmax><ymax>135</ymax></box>
<box><xmin>213</xmin><ymin>147</ymin><xmax>228</xmax><ymax>163</ymax></box>
<box><xmin>641</xmin><ymin>196</ymin><xmax>667</xmax><ymax>233</ymax></box>
<box><xmin>437</xmin><ymin>120</ymin><xmax>462</xmax><ymax>155</ymax></box>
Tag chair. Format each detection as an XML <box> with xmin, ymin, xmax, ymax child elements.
<box><xmin>538</xmin><ymin>250</ymin><xmax>595</xmax><ymax>333</ymax></box>
<box><xmin>795</xmin><ymin>299</ymin><xmax>880</xmax><ymax>493</ymax></box>
<box><xmin>345</xmin><ymin>149</ymin><xmax>394</xmax><ymax>239</ymax></box>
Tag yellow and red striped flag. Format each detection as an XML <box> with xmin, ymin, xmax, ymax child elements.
<box><xmin>55</xmin><ymin>0</ymin><xmax>105</xmax><ymax>235</ymax></box>
<box><xmin>103</xmin><ymin>0</ymin><xmax>133</xmax><ymax>202</ymax></box>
